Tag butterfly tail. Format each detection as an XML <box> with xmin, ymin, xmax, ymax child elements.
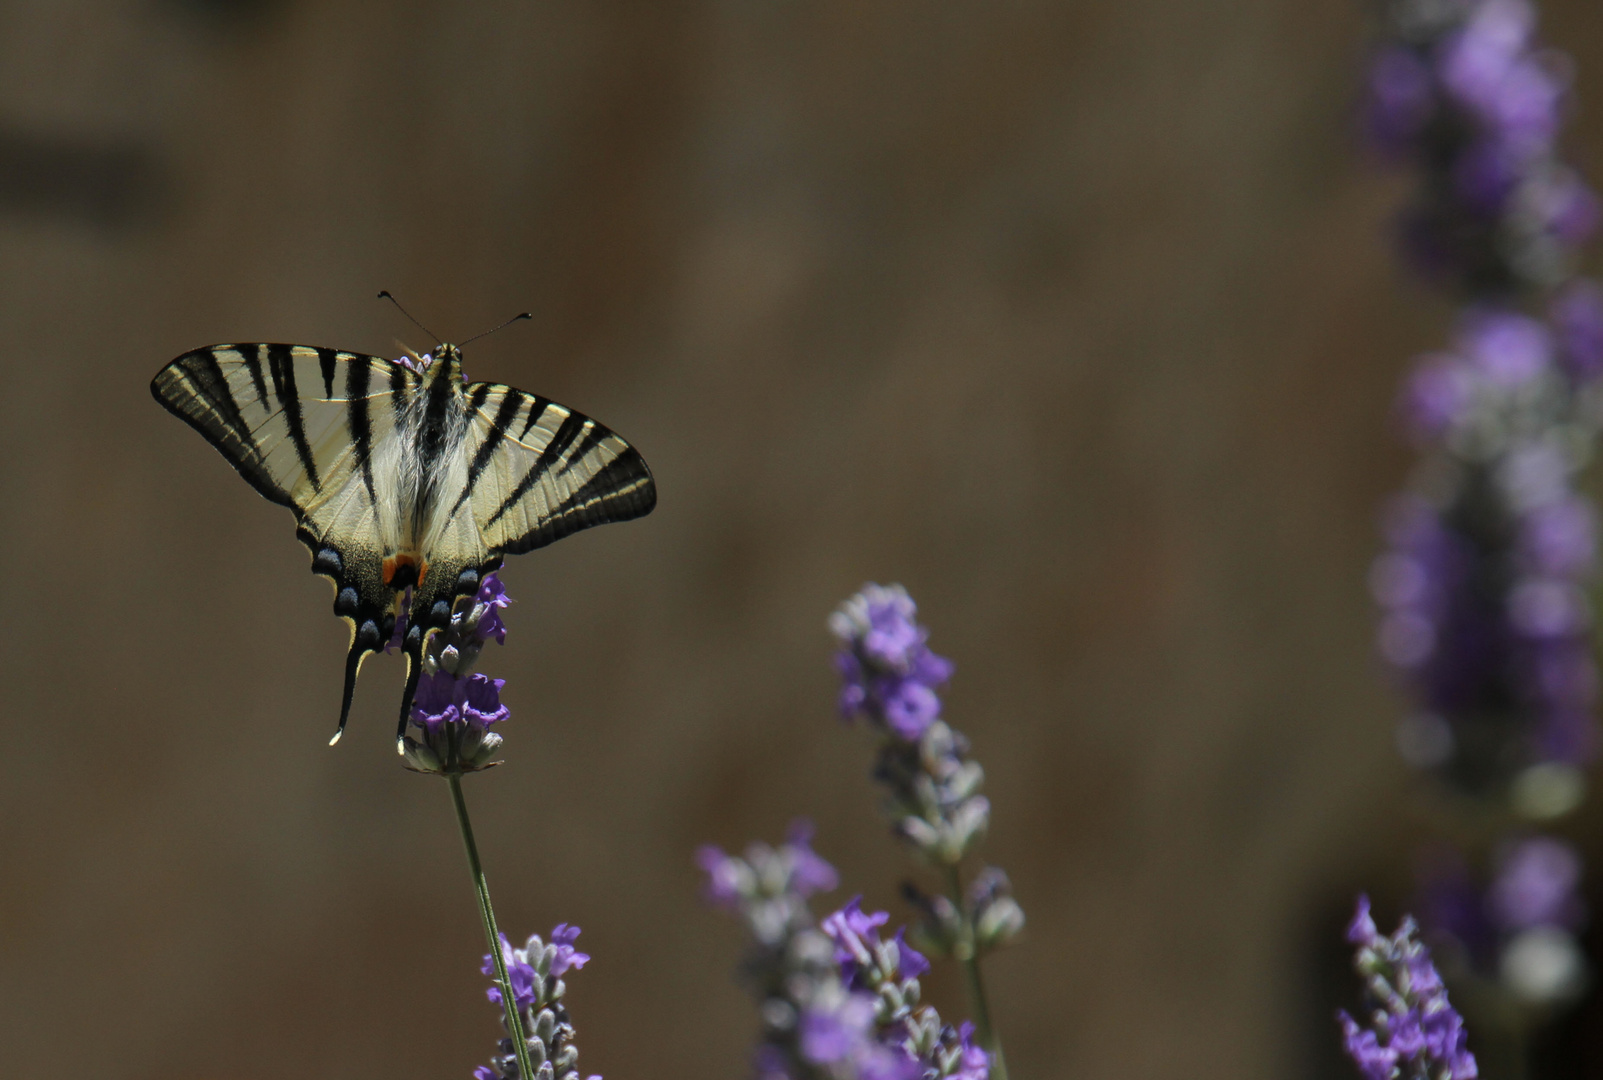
<box><xmin>396</xmin><ymin>623</ymin><xmax>426</xmax><ymax>752</ymax></box>
<box><xmin>329</xmin><ymin>644</ymin><xmax>369</xmax><ymax>746</ymax></box>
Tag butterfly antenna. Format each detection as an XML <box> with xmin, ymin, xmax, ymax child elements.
<box><xmin>377</xmin><ymin>290</ymin><xmax>442</xmax><ymax>344</ymax></box>
<box><xmin>460</xmin><ymin>311</ymin><xmax>533</xmax><ymax>347</ymax></box>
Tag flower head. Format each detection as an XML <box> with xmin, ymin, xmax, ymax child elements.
<box><xmin>400</xmin><ymin>573</ymin><xmax>516</xmax><ymax>774</ymax></box>
<box><xmin>831</xmin><ymin>584</ymin><xmax>953</xmax><ymax>740</ymax></box>
<box><xmin>696</xmin><ymin>824</ymin><xmax>843</xmax><ymax>1080</ymax></box>
<box><xmin>1338</xmin><ymin>896</ymin><xmax>1477</xmax><ymax>1080</ymax></box>
<box><xmin>476</xmin><ymin>925</ymin><xmax>598</xmax><ymax>1080</ymax></box>
<box><xmin>1368</xmin><ymin>0</ymin><xmax>1596</xmax><ymax>292</ymax></box>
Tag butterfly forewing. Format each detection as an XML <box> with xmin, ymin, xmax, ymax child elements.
<box><xmin>153</xmin><ymin>344</ymin><xmax>413</xmax><ymax>642</ymax></box>
<box><xmin>458</xmin><ymin>382</ymin><xmax>657</xmax><ymax>556</ymax></box>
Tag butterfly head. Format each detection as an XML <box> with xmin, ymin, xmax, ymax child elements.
<box><xmin>421</xmin><ymin>343</ymin><xmax>465</xmax><ymax>387</ymax></box>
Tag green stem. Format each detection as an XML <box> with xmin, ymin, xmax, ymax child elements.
<box><xmin>946</xmin><ymin>864</ymin><xmax>1009</xmax><ymax>1080</ymax></box>
<box><xmin>449</xmin><ymin>773</ymin><xmax>537</xmax><ymax>1080</ymax></box>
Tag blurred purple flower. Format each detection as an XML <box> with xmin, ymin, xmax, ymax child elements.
<box><xmin>1366</xmin><ymin>0</ymin><xmax>1593</xmax><ymax>291</ymax></box>
<box><xmin>1489</xmin><ymin>836</ymin><xmax>1585</xmax><ymax>931</ymax></box>
<box><xmin>695</xmin><ymin>824</ymin><xmax>842</xmax><ymax>1080</ymax></box>
<box><xmin>831</xmin><ymin>584</ymin><xmax>953</xmax><ymax>740</ymax></box>
<box><xmin>1338</xmin><ymin>896</ymin><xmax>1478</xmax><ymax>1080</ymax></box>
<box><xmin>1552</xmin><ymin>278</ymin><xmax>1603</xmax><ymax>378</ymax></box>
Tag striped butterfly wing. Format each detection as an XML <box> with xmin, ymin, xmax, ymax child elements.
<box><xmin>451</xmin><ymin>381</ymin><xmax>656</xmax><ymax>558</ymax></box>
<box><xmin>151</xmin><ymin>344</ymin><xmax>417</xmax><ymax>734</ymax></box>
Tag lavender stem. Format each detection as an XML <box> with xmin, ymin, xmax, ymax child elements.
<box><xmin>449</xmin><ymin>773</ymin><xmax>537</xmax><ymax>1080</ymax></box>
<box><xmin>947</xmin><ymin>864</ymin><xmax>1009</xmax><ymax>1080</ymax></box>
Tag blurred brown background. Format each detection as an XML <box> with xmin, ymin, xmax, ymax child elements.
<box><xmin>5</xmin><ymin>1</ymin><xmax>1603</xmax><ymax>1078</ymax></box>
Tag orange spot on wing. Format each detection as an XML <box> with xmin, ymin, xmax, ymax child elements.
<box><xmin>382</xmin><ymin>553</ymin><xmax>417</xmax><ymax>585</ymax></box>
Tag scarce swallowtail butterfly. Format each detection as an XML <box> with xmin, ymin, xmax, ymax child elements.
<box><xmin>151</xmin><ymin>339</ymin><xmax>656</xmax><ymax>749</ymax></box>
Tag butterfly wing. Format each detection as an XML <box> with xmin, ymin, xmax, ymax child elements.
<box><xmin>151</xmin><ymin>344</ymin><xmax>418</xmax><ymax>737</ymax></box>
<box><xmin>447</xmin><ymin>381</ymin><xmax>656</xmax><ymax>559</ymax></box>
<box><xmin>400</xmin><ymin>379</ymin><xmax>656</xmax><ymax>653</ymax></box>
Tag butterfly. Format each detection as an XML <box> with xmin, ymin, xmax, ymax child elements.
<box><xmin>151</xmin><ymin>339</ymin><xmax>656</xmax><ymax>748</ymax></box>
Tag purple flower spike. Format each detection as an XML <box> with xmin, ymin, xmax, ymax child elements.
<box><xmin>830</xmin><ymin>584</ymin><xmax>953</xmax><ymax>737</ymax></box>
<box><xmin>399</xmin><ymin>575</ymin><xmax>516</xmax><ymax>774</ymax></box>
<box><xmin>476</xmin><ymin>925</ymin><xmax>598</xmax><ymax>1080</ymax></box>
<box><xmin>1338</xmin><ymin>897</ymin><xmax>1477</xmax><ymax>1080</ymax></box>
<box><xmin>1366</xmin><ymin>0</ymin><xmax>1591</xmax><ymax>293</ymax></box>
<box><xmin>830</xmin><ymin>585</ymin><xmax>1000</xmax><ymax>869</ymax></box>
<box><xmin>700</xmin><ymin>820</ymin><xmax>994</xmax><ymax>1080</ymax></box>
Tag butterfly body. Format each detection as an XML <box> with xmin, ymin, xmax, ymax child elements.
<box><xmin>152</xmin><ymin>341</ymin><xmax>655</xmax><ymax>746</ymax></box>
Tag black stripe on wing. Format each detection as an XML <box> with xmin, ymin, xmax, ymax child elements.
<box><xmin>267</xmin><ymin>343</ymin><xmax>320</xmax><ymax>491</ymax></box>
<box><xmin>460</xmin><ymin>382</ymin><xmax>656</xmax><ymax>556</ymax></box>
<box><xmin>151</xmin><ymin>343</ymin><xmax>416</xmax><ymax>518</ymax></box>
<box><xmin>450</xmin><ymin>387</ymin><xmax>527</xmax><ymax>516</ymax></box>
<box><xmin>151</xmin><ymin>345</ymin><xmax>291</xmax><ymax>507</ymax></box>
<box><xmin>495</xmin><ymin>443</ymin><xmax>655</xmax><ymax>555</ymax></box>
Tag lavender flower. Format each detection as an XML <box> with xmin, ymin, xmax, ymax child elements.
<box><xmin>475</xmin><ymin>925</ymin><xmax>597</xmax><ymax>1080</ymax></box>
<box><xmin>821</xmin><ymin>898</ymin><xmax>929</xmax><ymax>1021</ymax></box>
<box><xmin>1338</xmin><ymin>896</ymin><xmax>1478</xmax><ymax>1080</ymax></box>
<box><xmin>400</xmin><ymin>573</ymin><xmax>515</xmax><ymax>774</ymax></box>
<box><xmin>830</xmin><ymin>586</ymin><xmax>1023</xmax><ymax>960</ymax></box>
<box><xmin>810</xmin><ymin>898</ymin><xmax>989</xmax><ymax>1080</ymax></box>
<box><xmin>697</xmin><ymin>823</ymin><xmax>842</xmax><ymax>1080</ymax></box>
<box><xmin>1373</xmin><ymin>308</ymin><xmax>1603</xmax><ymax>787</ymax></box>
<box><xmin>1488</xmin><ymin>835</ymin><xmax>1590</xmax><ymax>1003</ymax></box>
<box><xmin>830</xmin><ymin>586</ymin><xmax>991</xmax><ymax>867</ymax></box>
<box><xmin>1367</xmin><ymin>0</ymin><xmax>1597</xmax><ymax>293</ymax></box>
<box><xmin>831</xmin><ymin>584</ymin><xmax>954</xmax><ymax>741</ymax></box>
<box><xmin>1365</xmin><ymin>0</ymin><xmax>1603</xmax><ymax>795</ymax></box>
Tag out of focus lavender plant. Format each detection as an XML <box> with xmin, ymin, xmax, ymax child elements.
<box><xmin>1366</xmin><ymin>0</ymin><xmax>1597</xmax><ymax>293</ymax></box>
<box><xmin>474</xmin><ymin>925</ymin><xmax>598</xmax><ymax>1080</ymax></box>
<box><xmin>698</xmin><ymin>827</ymin><xmax>991</xmax><ymax>1080</ymax></box>
<box><xmin>1368</xmin><ymin>0</ymin><xmax>1603</xmax><ymax>800</ymax></box>
<box><xmin>697</xmin><ymin>823</ymin><xmax>842</xmax><ymax>1080</ymax></box>
<box><xmin>1360</xmin><ymin>0</ymin><xmax>1602</xmax><ymax>1068</ymax></box>
<box><xmin>830</xmin><ymin>585</ymin><xmax>1021</xmax><ymax>1078</ymax></box>
<box><xmin>1338</xmin><ymin>896</ymin><xmax>1479</xmax><ymax>1080</ymax></box>
<box><xmin>1417</xmin><ymin>835</ymin><xmax>1589</xmax><ymax>1007</ymax></box>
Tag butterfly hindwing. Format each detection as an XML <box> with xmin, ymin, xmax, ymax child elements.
<box><xmin>454</xmin><ymin>382</ymin><xmax>657</xmax><ymax>557</ymax></box>
<box><xmin>152</xmin><ymin>344</ymin><xmax>418</xmax><ymax>736</ymax></box>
